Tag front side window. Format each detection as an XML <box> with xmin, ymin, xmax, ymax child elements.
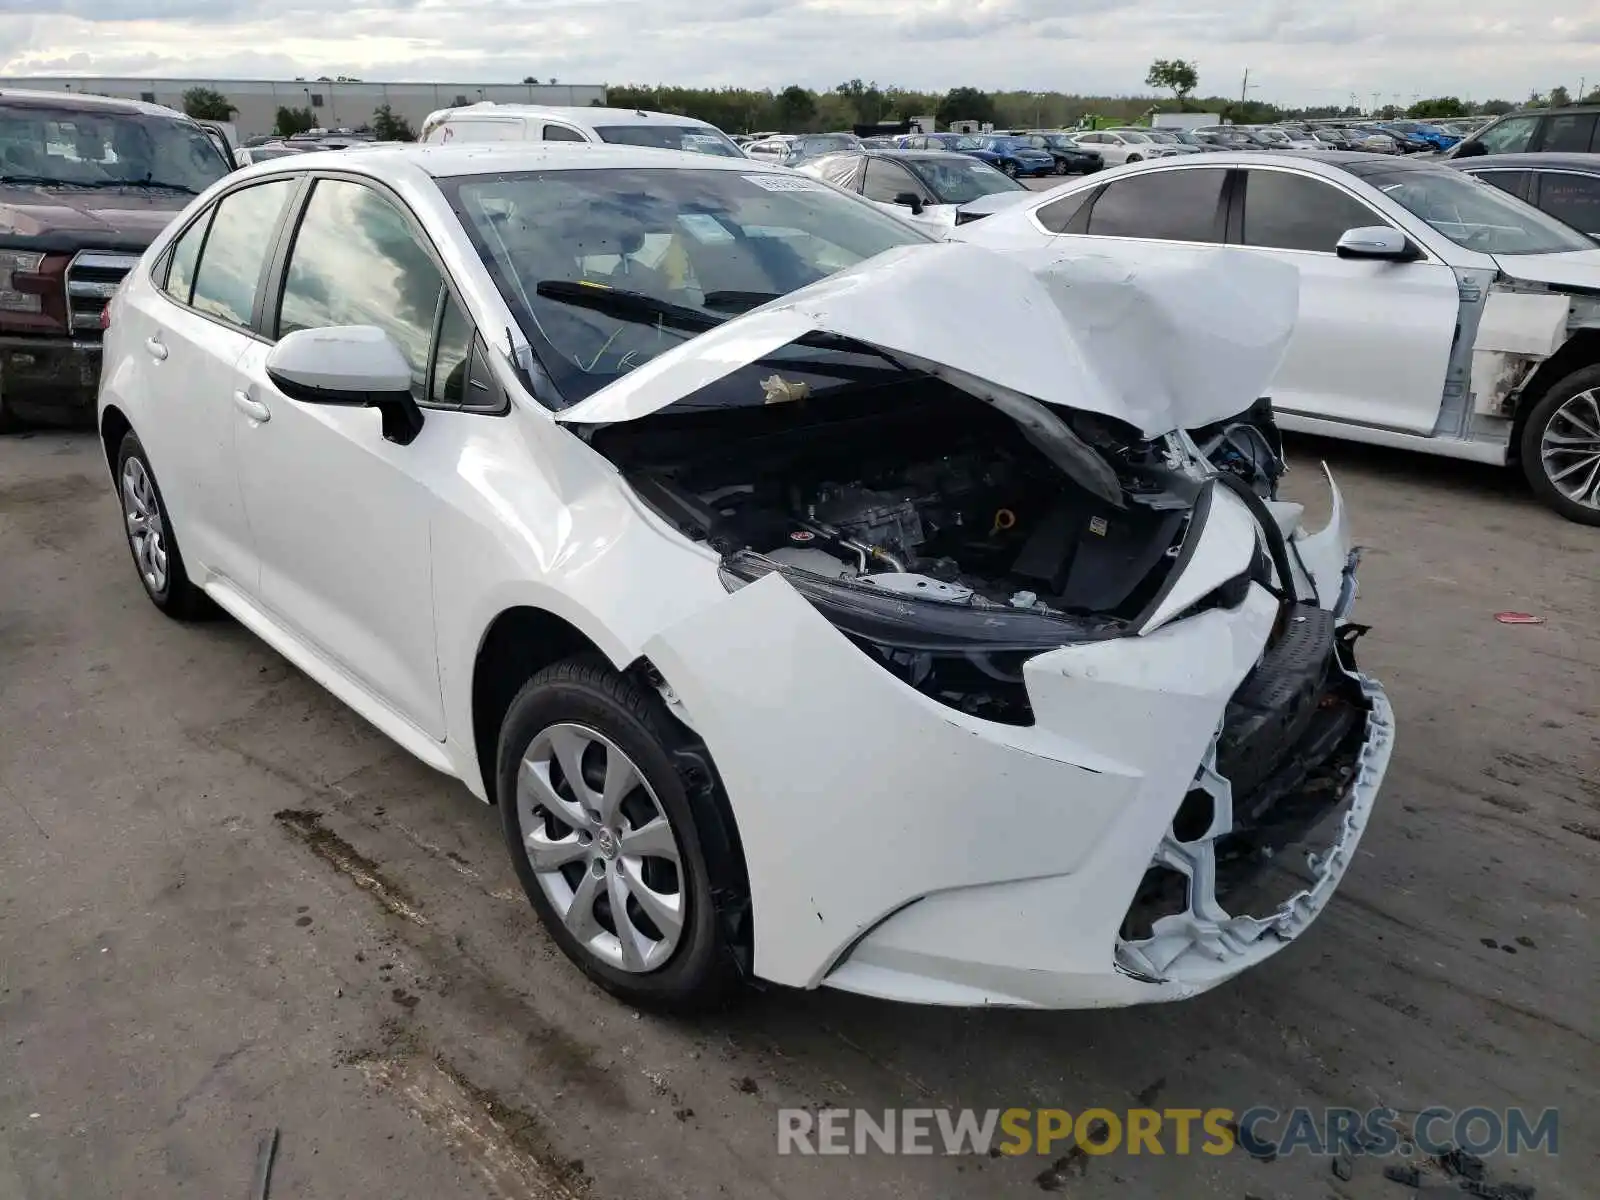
<box><xmin>910</xmin><ymin>156</ymin><xmax>1022</xmax><ymax>204</ymax></box>
<box><xmin>1535</xmin><ymin>172</ymin><xmax>1600</xmax><ymax>237</ymax></box>
<box><xmin>861</xmin><ymin>158</ymin><xmax>922</xmax><ymax>203</ymax></box>
<box><xmin>593</xmin><ymin>124</ymin><xmax>743</xmax><ymax>157</ymax></box>
<box><xmin>1365</xmin><ymin>166</ymin><xmax>1594</xmax><ymax>255</ymax></box>
<box><xmin>278</xmin><ymin>179</ymin><xmax>443</xmax><ymax>398</ymax></box>
<box><xmin>442</xmin><ymin>166</ymin><xmax>929</xmax><ymax>407</ymax></box>
<box><xmin>0</xmin><ymin>101</ymin><xmax>228</xmax><ymax>192</ymax></box>
<box><xmin>1474</xmin><ymin>115</ymin><xmax>1538</xmax><ymax>156</ymax></box>
<box><xmin>189</xmin><ymin>179</ymin><xmax>297</xmax><ymax>327</ymax></box>
<box><xmin>1086</xmin><ymin>168</ymin><xmax>1225</xmax><ymax>242</ymax></box>
<box><xmin>1240</xmin><ymin>169</ymin><xmax>1383</xmax><ymax>253</ymax></box>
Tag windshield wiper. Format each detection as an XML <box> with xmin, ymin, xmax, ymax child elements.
<box><xmin>700</xmin><ymin>289</ymin><xmax>781</xmax><ymax>313</ymax></box>
<box><xmin>79</xmin><ymin>178</ymin><xmax>200</xmax><ymax>195</ymax></box>
<box><xmin>535</xmin><ymin>280</ymin><xmax>724</xmax><ymax>332</ymax></box>
<box><xmin>0</xmin><ymin>174</ymin><xmax>83</xmax><ymax>188</ymax></box>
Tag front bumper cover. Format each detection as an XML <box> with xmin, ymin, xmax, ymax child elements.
<box><xmin>0</xmin><ymin>335</ymin><xmax>101</xmax><ymax>424</ymax></box>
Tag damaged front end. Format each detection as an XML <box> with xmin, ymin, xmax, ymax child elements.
<box><xmin>568</xmin><ymin>242</ymin><xmax>1392</xmax><ymax>1004</ymax></box>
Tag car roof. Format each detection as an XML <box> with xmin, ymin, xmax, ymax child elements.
<box><xmin>439</xmin><ymin>104</ymin><xmax>717</xmax><ymax>127</ymax></box>
<box><xmin>1449</xmin><ymin>152</ymin><xmax>1600</xmax><ymax>172</ymax></box>
<box><xmin>860</xmin><ymin>148</ymin><xmax>990</xmax><ymax>163</ymax></box>
<box><xmin>0</xmin><ymin>87</ymin><xmax>185</xmax><ymax>120</ymax></box>
<box><xmin>269</xmin><ymin>141</ymin><xmax>775</xmax><ymax>179</ymax></box>
<box><xmin>1070</xmin><ymin>150</ymin><xmax>1429</xmax><ymax>177</ymax></box>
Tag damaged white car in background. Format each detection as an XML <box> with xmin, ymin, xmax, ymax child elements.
<box><xmin>99</xmin><ymin>145</ymin><xmax>1392</xmax><ymax>1013</ymax></box>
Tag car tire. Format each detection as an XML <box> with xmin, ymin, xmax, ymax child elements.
<box><xmin>1518</xmin><ymin>364</ymin><xmax>1600</xmax><ymax>526</ymax></box>
<box><xmin>115</xmin><ymin>431</ymin><xmax>214</xmax><ymax>619</ymax></box>
<box><xmin>1126</xmin><ymin>154</ymin><xmax>1142</xmax><ymax>163</ymax></box>
<box><xmin>1002</xmin><ymin>160</ymin><xmax>1018</xmax><ymax>178</ymax></box>
<box><xmin>497</xmin><ymin>656</ymin><xmax>748</xmax><ymax>1012</ymax></box>
<box><xmin>1054</xmin><ymin>160</ymin><xmax>1067</xmax><ymax>175</ymax></box>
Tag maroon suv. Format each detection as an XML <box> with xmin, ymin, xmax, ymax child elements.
<box><xmin>0</xmin><ymin>89</ymin><xmax>231</xmax><ymax>429</ymax></box>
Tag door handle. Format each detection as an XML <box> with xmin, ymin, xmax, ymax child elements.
<box><xmin>232</xmin><ymin>390</ymin><xmax>271</xmax><ymax>423</ymax></box>
<box><xmin>144</xmin><ymin>337</ymin><xmax>168</xmax><ymax>361</ymax></box>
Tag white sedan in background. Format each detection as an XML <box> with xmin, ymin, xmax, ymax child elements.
<box><xmin>1068</xmin><ymin>129</ymin><xmax>1190</xmax><ymax>165</ymax></box>
<box><xmin>954</xmin><ymin>151</ymin><xmax>1600</xmax><ymax>524</ymax></box>
<box><xmin>796</xmin><ymin>147</ymin><xmax>1033</xmax><ymax>233</ymax></box>
<box><xmin>96</xmin><ymin>142</ymin><xmax>1390</xmax><ymax>1012</ymax></box>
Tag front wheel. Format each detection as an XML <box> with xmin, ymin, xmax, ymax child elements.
<box><xmin>1002</xmin><ymin>160</ymin><xmax>1019</xmax><ymax>178</ymax></box>
<box><xmin>1126</xmin><ymin>154</ymin><xmax>1143</xmax><ymax>163</ymax></box>
<box><xmin>497</xmin><ymin>657</ymin><xmax>748</xmax><ymax>1011</ymax></box>
<box><xmin>1519</xmin><ymin>365</ymin><xmax>1600</xmax><ymax>526</ymax></box>
<box><xmin>1054</xmin><ymin>160</ymin><xmax>1067</xmax><ymax>175</ymax></box>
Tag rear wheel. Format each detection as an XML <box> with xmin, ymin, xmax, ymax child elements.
<box><xmin>115</xmin><ymin>431</ymin><xmax>213</xmax><ymax>619</ymax></box>
<box><xmin>1126</xmin><ymin>154</ymin><xmax>1143</xmax><ymax>163</ymax></box>
<box><xmin>1519</xmin><ymin>365</ymin><xmax>1600</xmax><ymax>526</ymax></box>
<box><xmin>497</xmin><ymin>657</ymin><xmax>747</xmax><ymax>1011</ymax></box>
<box><xmin>1002</xmin><ymin>160</ymin><xmax>1019</xmax><ymax>178</ymax></box>
<box><xmin>1054</xmin><ymin>160</ymin><xmax>1068</xmax><ymax>175</ymax></box>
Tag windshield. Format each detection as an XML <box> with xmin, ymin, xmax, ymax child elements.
<box><xmin>593</xmin><ymin>124</ymin><xmax>744</xmax><ymax>158</ymax></box>
<box><xmin>1118</xmin><ymin>131</ymin><xmax>1153</xmax><ymax>144</ymax></box>
<box><xmin>1369</xmin><ymin>168</ymin><xmax>1595</xmax><ymax>255</ymax></box>
<box><xmin>0</xmin><ymin>101</ymin><xmax>229</xmax><ymax>191</ymax></box>
<box><xmin>979</xmin><ymin>136</ymin><xmax>1030</xmax><ymax>152</ymax></box>
<box><xmin>1040</xmin><ymin>134</ymin><xmax>1076</xmax><ymax>148</ymax></box>
<box><xmin>1255</xmin><ymin>130</ymin><xmax>1290</xmax><ymax>144</ymax></box>
<box><xmin>911</xmin><ymin>156</ymin><xmax>1024</xmax><ymax>203</ymax></box>
<box><xmin>1143</xmin><ymin>131</ymin><xmax>1179</xmax><ymax>143</ymax></box>
<box><xmin>935</xmin><ymin>135</ymin><xmax>983</xmax><ymax>150</ymax></box>
<box><xmin>442</xmin><ymin>167</ymin><xmax>929</xmax><ymax>406</ymax></box>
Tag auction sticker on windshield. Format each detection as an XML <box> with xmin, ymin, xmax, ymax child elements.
<box><xmin>744</xmin><ymin>175</ymin><xmax>821</xmax><ymax>191</ymax></box>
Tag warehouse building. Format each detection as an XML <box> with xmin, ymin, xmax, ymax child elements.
<box><xmin>0</xmin><ymin>77</ymin><xmax>607</xmax><ymax>138</ymax></box>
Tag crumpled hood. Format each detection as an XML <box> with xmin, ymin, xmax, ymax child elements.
<box><xmin>1492</xmin><ymin>248</ymin><xmax>1600</xmax><ymax>290</ymax></box>
<box><xmin>554</xmin><ymin>240</ymin><xmax>1300</xmax><ymax>439</ymax></box>
<box><xmin>0</xmin><ymin>185</ymin><xmax>187</xmax><ymax>243</ymax></box>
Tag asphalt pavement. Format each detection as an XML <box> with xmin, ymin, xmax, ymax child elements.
<box><xmin>1</xmin><ymin>430</ymin><xmax>1594</xmax><ymax>1199</ymax></box>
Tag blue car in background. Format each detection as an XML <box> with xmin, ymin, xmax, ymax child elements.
<box><xmin>896</xmin><ymin>131</ymin><xmax>1056</xmax><ymax>177</ymax></box>
<box><xmin>1378</xmin><ymin>121</ymin><xmax>1457</xmax><ymax>152</ymax></box>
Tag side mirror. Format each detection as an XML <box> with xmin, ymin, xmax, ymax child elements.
<box><xmin>266</xmin><ymin>326</ymin><xmax>424</xmax><ymax>445</ymax></box>
<box><xmin>1335</xmin><ymin>226</ymin><xmax>1422</xmax><ymax>262</ymax></box>
<box><xmin>893</xmin><ymin>191</ymin><xmax>925</xmax><ymax>214</ymax></box>
<box><xmin>1449</xmin><ymin>139</ymin><xmax>1486</xmax><ymax>159</ymax></box>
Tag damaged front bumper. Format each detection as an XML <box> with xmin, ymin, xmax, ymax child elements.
<box><xmin>644</xmin><ymin>472</ymin><xmax>1392</xmax><ymax>1009</ymax></box>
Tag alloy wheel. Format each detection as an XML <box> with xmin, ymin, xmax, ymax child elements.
<box><xmin>1539</xmin><ymin>387</ymin><xmax>1600</xmax><ymax>512</ymax></box>
<box><xmin>516</xmin><ymin>722</ymin><xmax>686</xmax><ymax>973</ymax></box>
<box><xmin>122</xmin><ymin>457</ymin><xmax>169</xmax><ymax>595</ymax></box>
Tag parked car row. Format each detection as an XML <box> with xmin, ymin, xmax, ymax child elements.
<box><xmin>795</xmin><ymin>148</ymin><xmax>1034</xmax><ymax>231</ymax></box>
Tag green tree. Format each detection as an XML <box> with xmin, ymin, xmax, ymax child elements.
<box><xmin>835</xmin><ymin>78</ymin><xmax>887</xmax><ymax>125</ymax></box>
<box><xmin>1408</xmin><ymin>96</ymin><xmax>1466</xmax><ymax>119</ymax></box>
<box><xmin>1548</xmin><ymin>85</ymin><xmax>1571</xmax><ymax>107</ymax></box>
<box><xmin>371</xmin><ymin>104</ymin><xmax>416</xmax><ymax>141</ymax></box>
<box><xmin>1477</xmin><ymin>98</ymin><xmax>1514</xmax><ymax>115</ymax></box>
<box><xmin>182</xmin><ymin>86</ymin><xmax>236</xmax><ymax>121</ymax></box>
<box><xmin>1145</xmin><ymin>58</ymin><xmax>1199</xmax><ymax>107</ymax></box>
<box><xmin>936</xmin><ymin>86</ymin><xmax>995</xmax><ymax>128</ymax></box>
<box><xmin>774</xmin><ymin>84</ymin><xmax>816</xmax><ymax>131</ymax></box>
<box><xmin>274</xmin><ymin>106</ymin><xmax>317</xmax><ymax>137</ymax></box>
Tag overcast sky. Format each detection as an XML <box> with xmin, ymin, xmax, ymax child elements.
<box><xmin>0</xmin><ymin>1</ymin><xmax>1596</xmax><ymax>105</ymax></box>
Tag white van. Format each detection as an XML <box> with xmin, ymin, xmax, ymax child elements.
<box><xmin>419</xmin><ymin>104</ymin><xmax>745</xmax><ymax>158</ymax></box>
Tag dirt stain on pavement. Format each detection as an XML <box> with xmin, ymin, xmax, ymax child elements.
<box><xmin>274</xmin><ymin>808</ymin><xmax>429</xmax><ymax>926</ymax></box>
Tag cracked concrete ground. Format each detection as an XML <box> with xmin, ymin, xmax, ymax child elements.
<box><xmin>1</xmin><ymin>430</ymin><xmax>1594</xmax><ymax>1200</ymax></box>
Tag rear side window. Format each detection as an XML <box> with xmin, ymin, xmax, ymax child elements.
<box><xmin>277</xmin><ymin>179</ymin><xmax>443</xmax><ymax>400</ymax></box>
<box><xmin>188</xmin><ymin>179</ymin><xmax>296</xmax><ymax>328</ymax></box>
<box><xmin>1035</xmin><ymin>189</ymin><xmax>1093</xmax><ymax>233</ymax></box>
<box><xmin>1536</xmin><ymin>172</ymin><xmax>1600</xmax><ymax>236</ymax></box>
<box><xmin>162</xmin><ymin>210</ymin><xmax>212</xmax><ymax>304</ymax></box>
<box><xmin>542</xmin><ymin>124</ymin><xmax>585</xmax><ymax>142</ymax></box>
<box><xmin>1240</xmin><ymin>170</ymin><xmax>1380</xmax><ymax>253</ymax></box>
<box><xmin>862</xmin><ymin>158</ymin><xmax>922</xmax><ymax>203</ymax></box>
<box><xmin>1541</xmin><ymin>112</ymin><xmax>1597</xmax><ymax>154</ymax></box>
<box><xmin>1086</xmin><ymin>169</ymin><xmax>1225</xmax><ymax>241</ymax></box>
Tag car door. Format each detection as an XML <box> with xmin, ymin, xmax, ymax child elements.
<box><xmin>1530</xmin><ymin>170</ymin><xmax>1600</xmax><ymax>238</ymax></box>
<box><xmin>860</xmin><ymin>156</ymin><xmax>936</xmax><ymax>227</ymax></box>
<box><xmin>230</xmin><ymin>174</ymin><xmax>462</xmax><ymax>739</ymax></box>
<box><xmin>1230</xmin><ymin>166</ymin><xmax>1459</xmax><ymax>435</ymax></box>
<box><xmin>133</xmin><ymin>177</ymin><xmax>300</xmax><ymax>592</ymax></box>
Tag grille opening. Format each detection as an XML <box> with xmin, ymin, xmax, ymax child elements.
<box><xmin>1119</xmin><ymin>865</ymin><xmax>1189</xmax><ymax>942</ymax></box>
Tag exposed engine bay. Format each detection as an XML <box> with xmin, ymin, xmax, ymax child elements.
<box><xmin>601</xmin><ymin>377</ymin><xmax>1220</xmax><ymax>624</ymax></box>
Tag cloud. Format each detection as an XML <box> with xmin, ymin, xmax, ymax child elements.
<box><xmin>0</xmin><ymin>0</ymin><xmax>1595</xmax><ymax>103</ymax></box>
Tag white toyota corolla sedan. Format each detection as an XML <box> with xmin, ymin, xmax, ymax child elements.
<box><xmin>97</xmin><ymin>143</ymin><xmax>1393</xmax><ymax>1011</ymax></box>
